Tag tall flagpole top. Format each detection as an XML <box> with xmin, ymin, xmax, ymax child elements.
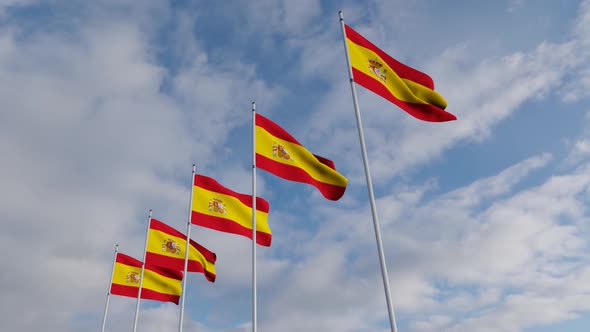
<box><xmin>148</xmin><ymin>209</ymin><xmax>152</xmax><ymax>217</ymax></box>
<box><xmin>192</xmin><ymin>163</ymin><xmax>196</xmax><ymax>173</ymax></box>
<box><xmin>338</xmin><ymin>10</ymin><xmax>344</xmax><ymax>20</ymax></box>
<box><xmin>115</xmin><ymin>244</ymin><xmax>119</xmax><ymax>250</ymax></box>
<box><xmin>252</xmin><ymin>101</ymin><xmax>256</xmax><ymax>111</ymax></box>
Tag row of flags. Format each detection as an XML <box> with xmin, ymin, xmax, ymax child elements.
<box><xmin>108</xmin><ymin>218</ymin><xmax>217</xmax><ymax>305</ymax></box>
<box><xmin>102</xmin><ymin>18</ymin><xmax>455</xmax><ymax>332</ymax></box>
<box><xmin>102</xmin><ymin>112</ymin><xmax>351</xmax><ymax>329</ymax></box>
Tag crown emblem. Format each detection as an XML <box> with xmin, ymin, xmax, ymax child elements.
<box><xmin>126</xmin><ymin>271</ymin><xmax>140</xmax><ymax>284</ymax></box>
<box><xmin>368</xmin><ymin>58</ymin><xmax>387</xmax><ymax>83</ymax></box>
<box><xmin>209</xmin><ymin>198</ymin><xmax>228</xmax><ymax>215</ymax></box>
<box><xmin>162</xmin><ymin>239</ymin><xmax>181</xmax><ymax>255</ymax></box>
<box><xmin>273</xmin><ymin>143</ymin><xmax>293</xmax><ymax>161</ymax></box>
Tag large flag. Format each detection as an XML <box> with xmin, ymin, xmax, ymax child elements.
<box><xmin>110</xmin><ymin>252</ymin><xmax>183</xmax><ymax>304</ymax></box>
<box><xmin>344</xmin><ymin>24</ymin><xmax>456</xmax><ymax>122</ymax></box>
<box><xmin>145</xmin><ymin>218</ymin><xmax>217</xmax><ymax>282</ymax></box>
<box><xmin>191</xmin><ymin>174</ymin><xmax>272</xmax><ymax>246</ymax></box>
<box><xmin>255</xmin><ymin>113</ymin><xmax>348</xmax><ymax>201</ymax></box>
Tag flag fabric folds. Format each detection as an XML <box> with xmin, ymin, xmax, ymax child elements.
<box><xmin>110</xmin><ymin>252</ymin><xmax>183</xmax><ymax>304</ymax></box>
<box><xmin>145</xmin><ymin>218</ymin><xmax>217</xmax><ymax>282</ymax></box>
<box><xmin>344</xmin><ymin>24</ymin><xmax>456</xmax><ymax>122</ymax></box>
<box><xmin>191</xmin><ymin>174</ymin><xmax>272</xmax><ymax>246</ymax></box>
<box><xmin>255</xmin><ymin>113</ymin><xmax>348</xmax><ymax>201</ymax></box>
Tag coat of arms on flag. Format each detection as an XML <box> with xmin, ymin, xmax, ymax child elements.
<box><xmin>208</xmin><ymin>198</ymin><xmax>227</xmax><ymax>215</ymax></box>
<box><xmin>162</xmin><ymin>239</ymin><xmax>181</xmax><ymax>255</ymax></box>
<box><xmin>368</xmin><ymin>59</ymin><xmax>387</xmax><ymax>83</ymax></box>
<box><xmin>273</xmin><ymin>142</ymin><xmax>293</xmax><ymax>161</ymax></box>
<box><xmin>126</xmin><ymin>271</ymin><xmax>140</xmax><ymax>284</ymax></box>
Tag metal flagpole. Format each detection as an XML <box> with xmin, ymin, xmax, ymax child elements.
<box><xmin>251</xmin><ymin>101</ymin><xmax>258</xmax><ymax>332</ymax></box>
<box><xmin>178</xmin><ymin>164</ymin><xmax>196</xmax><ymax>332</ymax></box>
<box><xmin>132</xmin><ymin>210</ymin><xmax>152</xmax><ymax>332</ymax></box>
<box><xmin>338</xmin><ymin>11</ymin><xmax>399</xmax><ymax>332</ymax></box>
<box><xmin>101</xmin><ymin>244</ymin><xmax>119</xmax><ymax>332</ymax></box>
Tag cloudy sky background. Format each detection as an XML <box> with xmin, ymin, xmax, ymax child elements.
<box><xmin>1</xmin><ymin>0</ymin><xmax>590</xmax><ymax>331</ymax></box>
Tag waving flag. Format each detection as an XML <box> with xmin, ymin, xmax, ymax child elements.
<box><xmin>344</xmin><ymin>24</ymin><xmax>456</xmax><ymax>122</ymax></box>
<box><xmin>255</xmin><ymin>113</ymin><xmax>348</xmax><ymax>200</ymax></box>
<box><xmin>110</xmin><ymin>253</ymin><xmax>183</xmax><ymax>304</ymax></box>
<box><xmin>145</xmin><ymin>218</ymin><xmax>217</xmax><ymax>282</ymax></box>
<box><xmin>191</xmin><ymin>174</ymin><xmax>272</xmax><ymax>246</ymax></box>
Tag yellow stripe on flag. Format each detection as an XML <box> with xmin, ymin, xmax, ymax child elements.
<box><xmin>111</xmin><ymin>261</ymin><xmax>181</xmax><ymax>296</ymax></box>
<box><xmin>192</xmin><ymin>185</ymin><xmax>270</xmax><ymax>234</ymax></box>
<box><xmin>147</xmin><ymin>229</ymin><xmax>216</xmax><ymax>275</ymax></box>
<box><xmin>347</xmin><ymin>39</ymin><xmax>447</xmax><ymax>107</ymax></box>
<box><xmin>142</xmin><ymin>268</ymin><xmax>182</xmax><ymax>296</ymax></box>
<box><xmin>255</xmin><ymin>126</ymin><xmax>347</xmax><ymax>187</ymax></box>
<box><xmin>147</xmin><ymin>229</ymin><xmax>184</xmax><ymax>259</ymax></box>
<box><xmin>112</xmin><ymin>261</ymin><xmax>141</xmax><ymax>287</ymax></box>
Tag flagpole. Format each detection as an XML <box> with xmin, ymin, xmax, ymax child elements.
<box><xmin>338</xmin><ymin>11</ymin><xmax>398</xmax><ymax>332</ymax></box>
<box><xmin>251</xmin><ymin>101</ymin><xmax>258</xmax><ymax>332</ymax></box>
<box><xmin>100</xmin><ymin>244</ymin><xmax>118</xmax><ymax>332</ymax></box>
<box><xmin>132</xmin><ymin>210</ymin><xmax>152</xmax><ymax>332</ymax></box>
<box><xmin>179</xmin><ymin>164</ymin><xmax>196</xmax><ymax>332</ymax></box>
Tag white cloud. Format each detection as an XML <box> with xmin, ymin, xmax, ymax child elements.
<box><xmin>291</xmin><ymin>0</ymin><xmax>590</xmax><ymax>186</ymax></box>
<box><xmin>507</xmin><ymin>0</ymin><xmax>527</xmax><ymax>12</ymax></box>
<box><xmin>225</xmin><ymin>151</ymin><xmax>590</xmax><ymax>332</ymax></box>
<box><xmin>381</xmin><ymin>162</ymin><xmax>590</xmax><ymax>331</ymax></box>
<box><xmin>2</xmin><ymin>1</ymin><xmax>590</xmax><ymax>332</ymax></box>
<box><xmin>0</xmin><ymin>1</ymin><xmax>281</xmax><ymax>331</ymax></box>
<box><xmin>565</xmin><ymin>111</ymin><xmax>590</xmax><ymax>167</ymax></box>
<box><xmin>241</xmin><ymin>0</ymin><xmax>323</xmax><ymax>37</ymax></box>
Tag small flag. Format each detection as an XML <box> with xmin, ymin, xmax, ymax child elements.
<box><xmin>256</xmin><ymin>113</ymin><xmax>348</xmax><ymax>200</ymax></box>
<box><xmin>191</xmin><ymin>174</ymin><xmax>272</xmax><ymax>246</ymax></box>
<box><xmin>145</xmin><ymin>218</ymin><xmax>217</xmax><ymax>282</ymax></box>
<box><xmin>110</xmin><ymin>252</ymin><xmax>183</xmax><ymax>304</ymax></box>
<box><xmin>344</xmin><ymin>24</ymin><xmax>456</xmax><ymax>122</ymax></box>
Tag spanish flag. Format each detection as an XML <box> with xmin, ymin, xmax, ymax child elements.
<box><xmin>344</xmin><ymin>24</ymin><xmax>456</xmax><ymax>122</ymax></box>
<box><xmin>191</xmin><ymin>174</ymin><xmax>272</xmax><ymax>246</ymax></box>
<box><xmin>110</xmin><ymin>253</ymin><xmax>183</xmax><ymax>304</ymax></box>
<box><xmin>145</xmin><ymin>218</ymin><xmax>217</xmax><ymax>282</ymax></box>
<box><xmin>255</xmin><ymin>113</ymin><xmax>348</xmax><ymax>201</ymax></box>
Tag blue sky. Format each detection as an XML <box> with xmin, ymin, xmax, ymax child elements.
<box><xmin>1</xmin><ymin>1</ymin><xmax>590</xmax><ymax>331</ymax></box>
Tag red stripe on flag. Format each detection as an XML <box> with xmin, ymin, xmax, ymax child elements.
<box><xmin>150</xmin><ymin>218</ymin><xmax>185</xmax><ymax>238</ymax></box>
<box><xmin>116</xmin><ymin>253</ymin><xmax>141</xmax><ymax>267</ymax></box>
<box><xmin>144</xmin><ymin>264</ymin><xmax>183</xmax><ymax>281</ymax></box>
<box><xmin>194</xmin><ymin>175</ymin><xmax>270</xmax><ymax>212</ymax></box>
<box><xmin>312</xmin><ymin>154</ymin><xmax>336</xmax><ymax>170</ymax></box>
<box><xmin>110</xmin><ymin>284</ymin><xmax>181</xmax><ymax>304</ymax></box>
<box><xmin>256</xmin><ymin>113</ymin><xmax>338</xmax><ymax>170</ymax></box>
<box><xmin>345</xmin><ymin>24</ymin><xmax>435</xmax><ymax>89</ymax></box>
<box><xmin>145</xmin><ymin>252</ymin><xmax>216</xmax><ymax>282</ymax></box>
<box><xmin>353</xmin><ymin>68</ymin><xmax>456</xmax><ymax>122</ymax></box>
<box><xmin>110</xmin><ymin>283</ymin><xmax>138</xmax><ymax>298</ymax></box>
<box><xmin>255</xmin><ymin>113</ymin><xmax>302</xmax><ymax>146</ymax></box>
<box><xmin>150</xmin><ymin>218</ymin><xmax>217</xmax><ymax>263</ymax></box>
<box><xmin>191</xmin><ymin>211</ymin><xmax>272</xmax><ymax>247</ymax></box>
<box><xmin>140</xmin><ymin>287</ymin><xmax>181</xmax><ymax>305</ymax></box>
<box><xmin>256</xmin><ymin>154</ymin><xmax>346</xmax><ymax>200</ymax></box>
